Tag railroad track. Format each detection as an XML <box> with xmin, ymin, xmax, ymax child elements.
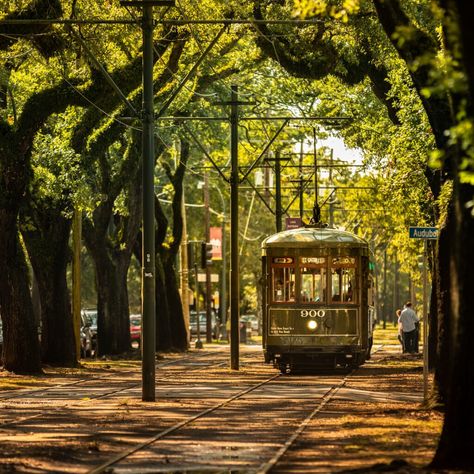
<box><xmin>85</xmin><ymin>370</ymin><xmax>355</xmax><ymax>473</ymax></box>
<box><xmin>0</xmin><ymin>348</ymin><xmax>223</xmax><ymax>402</ymax></box>
<box><xmin>86</xmin><ymin>346</ymin><xmax>385</xmax><ymax>473</ymax></box>
<box><xmin>0</xmin><ymin>348</ymin><xmax>241</xmax><ymax>428</ymax></box>
<box><xmin>0</xmin><ymin>345</ymin><xmax>388</xmax><ymax>473</ymax></box>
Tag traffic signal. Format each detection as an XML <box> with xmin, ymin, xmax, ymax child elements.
<box><xmin>200</xmin><ymin>241</ymin><xmax>213</xmax><ymax>268</ymax></box>
<box><xmin>187</xmin><ymin>242</ymin><xmax>195</xmax><ymax>269</ymax></box>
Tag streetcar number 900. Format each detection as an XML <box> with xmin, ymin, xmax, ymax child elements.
<box><xmin>300</xmin><ymin>309</ymin><xmax>326</xmax><ymax>318</ymax></box>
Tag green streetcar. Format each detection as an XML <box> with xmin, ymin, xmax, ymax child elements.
<box><xmin>261</xmin><ymin>224</ymin><xmax>375</xmax><ymax>373</ymax></box>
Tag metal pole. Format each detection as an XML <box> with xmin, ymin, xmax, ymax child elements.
<box><xmin>230</xmin><ymin>85</ymin><xmax>240</xmax><ymax>370</ymax></box>
<box><xmin>72</xmin><ymin>209</ymin><xmax>82</xmax><ymax>361</ymax></box>
<box><xmin>180</xmin><ymin>187</ymin><xmax>190</xmax><ymax>344</ymax></box>
<box><xmin>423</xmin><ymin>239</ymin><xmax>428</xmax><ymax>401</ymax></box>
<box><xmin>141</xmin><ymin>4</ymin><xmax>156</xmax><ymax>402</ymax></box>
<box><xmin>215</xmin><ymin>187</ymin><xmax>227</xmax><ymax>340</ymax></box>
<box><xmin>204</xmin><ymin>172</ymin><xmax>212</xmax><ymax>343</ymax></box>
<box><xmin>313</xmin><ymin>127</ymin><xmax>318</xmax><ymax>211</ymax></box>
<box><xmin>221</xmin><ymin>210</ymin><xmax>227</xmax><ymax>339</ymax></box>
<box><xmin>195</xmin><ymin>263</ymin><xmax>203</xmax><ymax>349</ymax></box>
<box><xmin>299</xmin><ymin>139</ymin><xmax>304</xmax><ymax>220</ymax></box>
<box><xmin>275</xmin><ymin>150</ymin><xmax>282</xmax><ymax>232</ymax></box>
<box><xmin>329</xmin><ymin>149</ymin><xmax>334</xmax><ymax>227</ymax></box>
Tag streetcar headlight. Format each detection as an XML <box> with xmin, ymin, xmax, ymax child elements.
<box><xmin>307</xmin><ymin>320</ymin><xmax>318</xmax><ymax>330</ymax></box>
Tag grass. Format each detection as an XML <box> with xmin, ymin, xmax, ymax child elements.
<box><xmin>373</xmin><ymin>323</ymin><xmax>400</xmax><ymax>345</ymax></box>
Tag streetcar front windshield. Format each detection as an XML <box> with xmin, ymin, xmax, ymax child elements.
<box><xmin>300</xmin><ymin>257</ymin><xmax>326</xmax><ymax>303</ymax></box>
<box><xmin>331</xmin><ymin>257</ymin><xmax>357</xmax><ymax>303</ymax></box>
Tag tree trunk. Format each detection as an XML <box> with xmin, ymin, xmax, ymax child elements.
<box><xmin>164</xmin><ymin>255</ymin><xmax>188</xmax><ymax>351</ymax></box>
<box><xmin>88</xmin><ymin>244</ymin><xmax>131</xmax><ymax>356</ymax></box>
<box><xmin>427</xmin><ymin>262</ymin><xmax>438</xmax><ymax>371</ymax></box>
<box><xmin>155</xmin><ymin>253</ymin><xmax>172</xmax><ymax>352</ymax></box>
<box><xmin>432</xmin><ymin>208</ymin><xmax>453</xmax><ymax>405</ymax></box>
<box><xmin>432</xmin><ymin>181</ymin><xmax>474</xmax><ymax>469</ymax></box>
<box><xmin>21</xmin><ymin>210</ymin><xmax>76</xmax><ymax>366</ymax></box>
<box><xmin>0</xmin><ymin>209</ymin><xmax>42</xmax><ymax>373</ymax></box>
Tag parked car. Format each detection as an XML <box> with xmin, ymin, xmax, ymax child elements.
<box><xmin>80</xmin><ymin>325</ymin><xmax>93</xmax><ymax>358</ymax></box>
<box><xmin>130</xmin><ymin>314</ymin><xmax>141</xmax><ymax>348</ymax></box>
<box><xmin>224</xmin><ymin>317</ymin><xmax>252</xmax><ymax>341</ymax></box>
<box><xmin>81</xmin><ymin>309</ymin><xmax>97</xmax><ymax>353</ymax></box>
<box><xmin>241</xmin><ymin>314</ymin><xmax>260</xmax><ymax>336</ymax></box>
<box><xmin>189</xmin><ymin>310</ymin><xmax>220</xmax><ymax>340</ymax></box>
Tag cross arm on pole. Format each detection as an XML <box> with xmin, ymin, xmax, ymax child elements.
<box><xmin>240</xmin><ymin>118</ymin><xmax>289</xmax><ymax>182</ymax></box>
<box><xmin>182</xmin><ymin>123</ymin><xmax>230</xmax><ymax>183</ymax></box>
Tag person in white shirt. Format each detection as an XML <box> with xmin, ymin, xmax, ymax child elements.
<box><xmin>398</xmin><ymin>302</ymin><xmax>419</xmax><ymax>354</ymax></box>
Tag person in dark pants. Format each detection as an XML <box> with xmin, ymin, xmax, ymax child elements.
<box><xmin>398</xmin><ymin>302</ymin><xmax>419</xmax><ymax>354</ymax></box>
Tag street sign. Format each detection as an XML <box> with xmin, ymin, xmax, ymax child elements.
<box><xmin>210</xmin><ymin>227</ymin><xmax>222</xmax><ymax>260</ymax></box>
<box><xmin>286</xmin><ymin>217</ymin><xmax>302</xmax><ymax>230</ymax></box>
<box><xmin>409</xmin><ymin>227</ymin><xmax>438</xmax><ymax>239</ymax></box>
<box><xmin>408</xmin><ymin>225</ymin><xmax>438</xmax><ymax>401</ymax></box>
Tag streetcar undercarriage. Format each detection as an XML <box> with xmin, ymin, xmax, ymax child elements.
<box><xmin>265</xmin><ymin>346</ymin><xmax>368</xmax><ymax>372</ymax></box>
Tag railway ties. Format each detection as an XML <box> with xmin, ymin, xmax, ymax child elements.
<box><xmin>0</xmin><ymin>348</ymin><xmax>234</xmax><ymax>429</ymax></box>
<box><xmin>0</xmin><ymin>343</ymin><xmax>423</xmax><ymax>473</ymax></box>
<box><xmin>86</xmin><ymin>364</ymin><xmax>352</xmax><ymax>473</ymax></box>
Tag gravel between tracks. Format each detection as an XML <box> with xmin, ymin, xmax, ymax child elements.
<box><xmin>0</xmin><ymin>344</ymin><xmax>445</xmax><ymax>473</ymax></box>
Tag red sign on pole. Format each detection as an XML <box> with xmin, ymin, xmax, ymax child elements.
<box><xmin>210</xmin><ymin>227</ymin><xmax>222</xmax><ymax>260</ymax></box>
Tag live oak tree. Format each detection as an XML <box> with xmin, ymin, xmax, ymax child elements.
<box><xmin>0</xmin><ymin>0</ymin><xmax>79</xmax><ymax>373</ymax></box>
<box><xmin>269</xmin><ymin>0</ymin><xmax>474</xmax><ymax>468</ymax></box>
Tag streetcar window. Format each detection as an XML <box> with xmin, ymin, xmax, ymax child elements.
<box><xmin>331</xmin><ymin>257</ymin><xmax>357</xmax><ymax>303</ymax></box>
<box><xmin>271</xmin><ymin>266</ymin><xmax>296</xmax><ymax>302</ymax></box>
<box><xmin>368</xmin><ymin>276</ymin><xmax>375</xmax><ymax>306</ymax></box>
<box><xmin>299</xmin><ymin>257</ymin><xmax>327</xmax><ymax>303</ymax></box>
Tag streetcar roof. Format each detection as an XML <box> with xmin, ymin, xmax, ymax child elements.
<box><xmin>261</xmin><ymin>226</ymin><xmax>368</xmax><ymax>248</ymax></box>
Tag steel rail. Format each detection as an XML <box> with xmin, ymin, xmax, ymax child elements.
<box><xmin>0</xmin><ymin>381</ymin><xmax>141</xmax><ymax>428</ymax></box>
<box><xmin>256</xmin><ymin>373</ymin><xmax>352</xmax><ymax>474</ymax></box>
<box><xmin>256</xmin><ymin>344</ymin><xmax>385</xmax><ymax>473</ymax></box>
<box><xmin>0</xmin><ymin>350</ymin><xmax>228</xmax><ymax>428</ymax></box>
<box><xmin>0</xmin><ymin>350</ymin><xmax>219</xmax><ymax>401</ymax></box>
<box><xmin>87</xmin><ymin>372</ymin><xmax>281</xmax><ymax>474</ymax></box>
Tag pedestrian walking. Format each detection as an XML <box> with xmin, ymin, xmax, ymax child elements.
<box><xmin>398</xmin><ymin>302</ymin><xmax>419</xmax><ymax>354</ymax></box>
<box><xmin>396</xmin><ymin>309</ymin><xmax>404</xmax><ymax>352</ymax></box>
